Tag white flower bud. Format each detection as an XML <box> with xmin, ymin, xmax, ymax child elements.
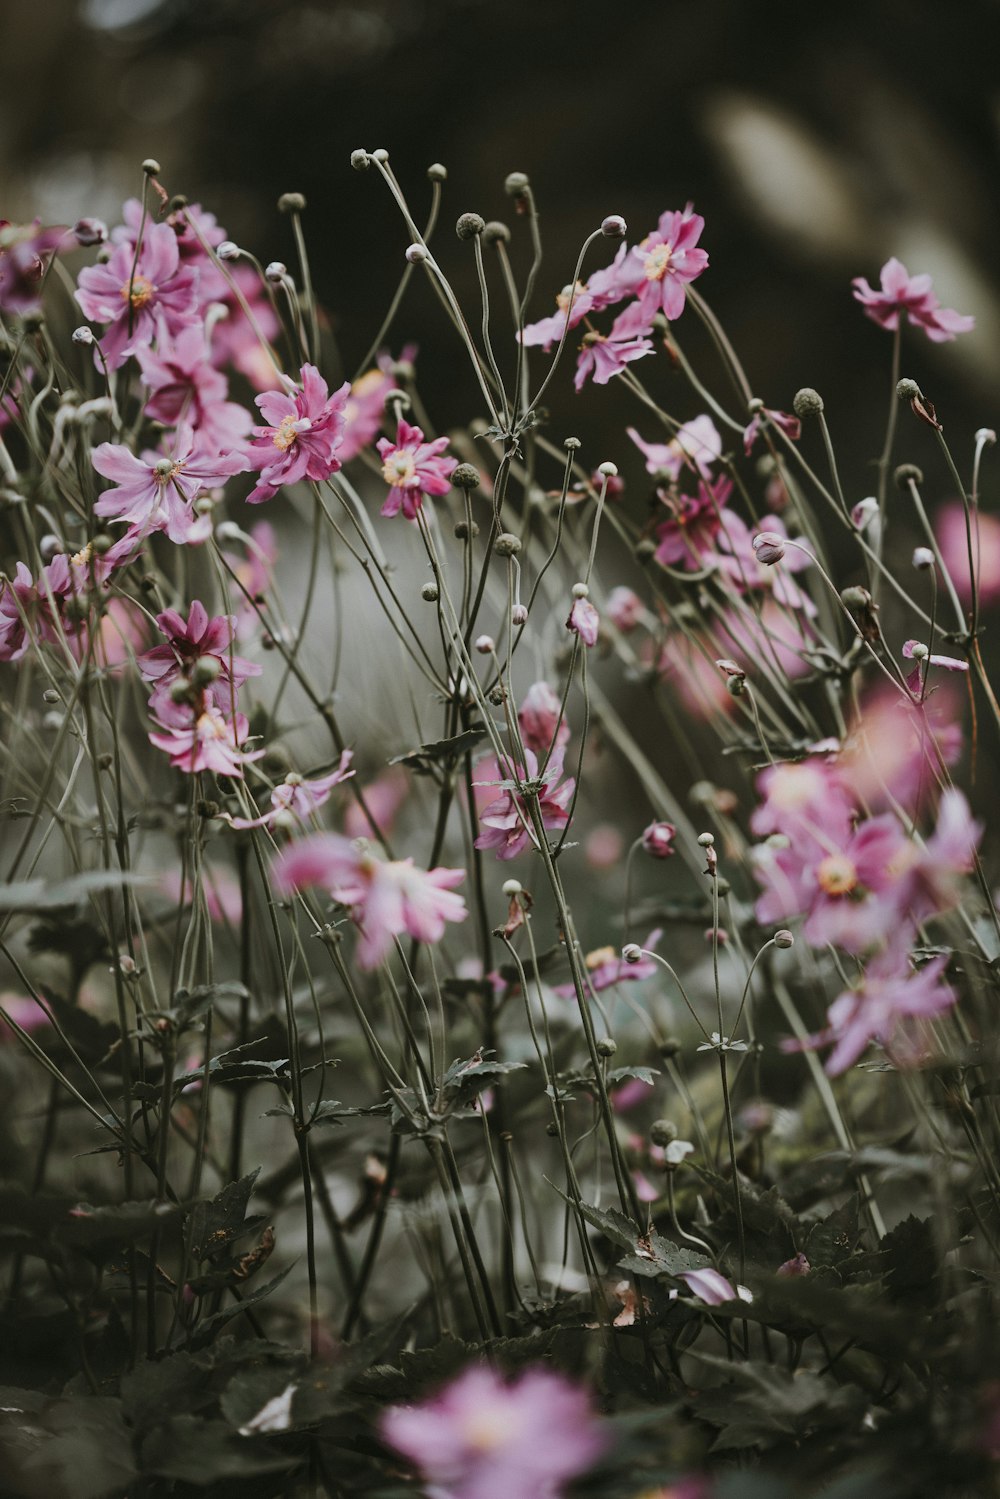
<box><xmin>217</xmin><ymin>240</ymin><xmax>241</xmax><ymax>260</ymax></box>
<box><xmin>597</xmin><ymin>461</ymin><xmax>618</xmax><ymax>478</ymax></box>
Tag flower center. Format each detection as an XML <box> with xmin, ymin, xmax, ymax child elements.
<box><xmin>153</xmin><ymin>460</ymin><xmax>183</xmax><ymax>487</ymax></box>
<box><xmin>459</xmin><ymin>1406</ymin><xmax>522</xmax><ymax>1455</ymax></box>
<box><xmin>120</xmin><ymin>275</ymin><xmax>155</xmax><ymax>310</ymax></box>
<box><xmin>70</xmin><ymin>544</ymin><xmax>94</xmax><ymax>568</ymax></box>
<box><xmin>272</xmin><ymin>414</ymin><xmax>300</xmax><ymax>452</ymax></box>
<box><xmin>643</xmin><ymin>243</ymin><xmax>673</xmax><ymax>282</ymax></box>
<box><xmin>817</xmin><ymin>854</ymin><xmax>858</xmax><ymax>896</ymax></box>
<box><xmin>196</xmin><ymin>711</ymin><xmax>228</xmax><ymax>741</ymax></box>
<box><xmin>381</xmin><ymin>450</ymin><xmax>417</xmax><ymax>487</ymax></box>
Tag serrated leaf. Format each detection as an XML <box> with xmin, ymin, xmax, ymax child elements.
<box><xmin>390</xmin><ymin>725</ymin><xmax>487</xmax><ymax>775</ymax></box>
<box><xmin>189</xmin><ymin>1170</ymin><xmax>261</xmax><ymax>1261</ymax></box>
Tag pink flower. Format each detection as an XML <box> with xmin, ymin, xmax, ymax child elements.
<box><xmin>149</xmin><ymin>705</ymin><xmax>263</xmax><ymax>777</ymax></box>
<box><xmin>338</xmin><ymin>365</ymin><xmax>396</xmax><ymax>463</ymax></box>
<box><xmin>377</xmin><ymin>419</ymin><xmax>457</xmax><ymax>520</ymax></box>
<box><xmin>246</xmin><ymin>364</ymin><xmax>350</xmax><ymax>505</ymax></box>
<box><xmin>518</xmin><ymin>681</ymin><xmax>569</xmax><ymax>757</ymax></box>
<box><xmin>653</xmin><ymin>475</ymin><xmax>733</xmax><ymax>570</ymax></box>
<box><xmin>556</xmin><ymin>929</ymin><xmax>662</xmax><ymax>997</ymax></box>
<box><xmin>742</xmin><ymin>407</ymin><xmax>801</xmax><ymax>455</ymax></box>
<box><xmin>811</xmin><ymin>947</ymin><xmax>956</xmax><ymax>1075</ymax></box>
<box><xmin>474</xmin><ymin>747</ymin><xmax>575</xmax><ymax>861</ymax></box>
<box><xmin>380</xmin><ymin>1365</ymin><xmax>606</xmax><ymax>1499</ymax></box>
<box><xmin>272</xmin><ymin>832</ymin><xmax>466</xmax><ymax>969</ymax></box>
<box><xmin>344</xmin><ymin>766</ymin><xmax>409</xmax><ymax>841</ymax></box>
<box><xmin>851</xmin><ymin>257</ymin><xmax>974</xmax><ymax>342</ymax></box>
<box><xmin>936</xmin><ymin>501</ymin><xmax>1000</xmax><ymax>607</ymax></box>
<box><xmin>138</xmin><ymin>324</ymin><xmax>252</xmax><ymax>449</ymax></box>
<box><xmin>76</xmin><ymin>222</ymin><xmax>200</xmax><ymax>369</ymax></box>
<box><xmin>628</xmin><ymin>415</ymin><xmax>721</xmax><ymax>481</ymax></box>
<box><xmin>573</xmin><ymin>302</ymin><xmax>654</xmax><ymax>390</ymax></box>
<box><xmin>567</xmin><ymin>593</ymin><xmax>600</xmax><ymax>646</ymax></box>
<box><xmin>623</xmin><ymin>205</ymin><xmax>709</xmax><ymax>322</ymax></box>
<box><xmin>642</xmin><ymin>821</ymin><xmax>676</xmax><ymax>858</ymax></box>
<box><xmin>139</xmin><ymin>600</ymin><xmax>261</xmax><ymax>720</ymax></box>
<box><xmin>776</xmin><ymin>1252</ymin><xmax>811</xmax><ymax>1277</ymax></box>
<box><xmin>229</xmin><ymin>753</ymin><xmax>355</xmax><ymax>830</ymax></box>
<box><xmin>837</xmin><ymin>686</ymin><xmax>963</xmax><ymax>817</ymax></box>
<box><xmin>92</xmin><ymin>429</ymin><xmax>248</xmax><ymax>545</ymax></box>
<box><xmin>519</xmin><ymin>246</ymin><xmax>630</xmax><ymax>350</ymax></box>
<box><xmin>0</xmin><ymin>562</ymin><xmax>43</xmax><ymax>661</ymax></box>
<box><xmin>676</xmin><ymin>1268</ymin><xmax>742</xmax><ymax>1306</ymax></box>
<box><xmin>606</xmin><ymin>586</ymin><xmax>645</xmax><ymax>633</ymax></box>
<box><xmin>0</xmin><ymin>221</ymin><xmax>67</xmax><ymax>315</ymax></box>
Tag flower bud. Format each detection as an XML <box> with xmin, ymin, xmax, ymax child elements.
<box><xmin>475</xmin><ymin>634</ymin><xmax>495</xmax><ymax>654</ymax></box>
<box><xmin>596</xmin><ymin>1037</ymin><xmax>617</xmax><ymax>1057</ymax></box>
<box><xmin>746</xmin><ymin>396</ymin><xmax>765</xmax><ymax>414</ymax></box>
<box><xmin>563</xmin><ymin>436</ymin><xmax>581</xmax><ymax>451</ymax></box>
<box><xmin>792</xmin><ymin>387</ymin><xmax>824</xmax><ymax>417</ymax></box>
<box><xmin>912</xmin><ymin>546</ymin><xmax>935</xmax><ymax>570</ymax></box>
<box><xmin>494</xmin><ymin>532</ymin><xmax>522</xmax><ymax>557</ymax></box>
<box><xmin>511</xmin><ymin>603</ymin><xmax>528</xmax><ymax>626</ymax></box>
<box><xmin>642</xmin><ymin>821</ymin><xmax>676</xmax><ymax>858</ymax></box>
<box><xmin>596</xmin><ymin>460</ymin><xmax>618</xmax><ymax>478</ymax></box>
<box><xmin>456</xmin><ymin>212</ymin><xmax>486</xmax><ymax>241</ymax></box>
<box><xmin>571</xmin><ymin>581</ymin><xmax>589</xmax><ymax>599</ymax></box>
<box><xmin>42</xmin><ymin>687</ymin><xmax>60</xmax><ymax>704</ymax></box>
<box><xmin>427</xmin><ymin>162</ymin><xmax>448</xmax><ymax>182</ymax></box>
<box><xmin>452</xmin><ymin>462</ymin><xmax>481</xmax><ymax>490</ymax></box>
<box><xmin>601</xmin><ymin>214</ymin><xmax>627</xmax><ymax>238</ymax></box>
<box><xmin>896</xmin><ymin>377</ymin><xmax>921</xmax><ymax>402</ymax></box>
<box><xmin>504</xmin><ymin>171</ymin><xmax>530</xmax><ymax>196</ymax></box>
<box><xmin>217</xmin><ymin>240</ymin><xmax>240</xmax><ymax>260</ymax></box>
<box><xmin>621</xmin><ymin>943</ymin><xmax>643</xmax><ymax>964</ymax></box>
<box><xmin>371</xmin><ymin>148</ymin><xmax>389</xmax><ymax>164</ymax></box>
<box><xmin>774</xmin><ymin>929</ymin><xmax>794</xmax><ymax>949</ymax></box>
<box><xmin>142</xmin><ymin>158</ymin><xmax>161</xmax><ymax>176</ymax></box>
<box><xmin>72</xmin><ymin>326</ymin><xmax>95</xmax><ymax>345</ymax></box>
<box><xmin>697</xmin><ymin>831</ymin><xmax>715</xmax><ymax>848</ymax></box>
<box><xmin>650</xmin><ymin>1118</ymin><xmax>678</xmax><ymax>1146</ymax></box>
<box><xmin>350</xmin><ymin>149</ymin><xmax>370</xmax><ymax>171</ymax></box>
<box><xmin>659</xmin><ymin>1036</ymin><xmax>681</xmax><ymax>1059</ymax></box>
<box><xmin>894</xmin><ymin>462</ymin><xmax>923</xmax><ymax>490</ymax></box>
<box><xmin>421</xmin><ymin>581</ymin><xmax>439</xmax><ymax>602</ymax></box>
<box><xmin>73</xmin><ymin>217</ymin><xmax>107</xmax><ymax>247</ymax></box>
<box><xmin>840</xmin><ymin>584</ymin><xmax>872</xmax><ymax>609</ymax></box>
<box><xmin>483</xmin><ymin>221</ymin><xmax>510</xmax><ymax>245</ymax></box>
<box><xmin>851</xmin><ymin>496</ymin><xmax>878</xmax><ymax>531</ymax></box>
<box><xmin>265</xmin><ymin>261</ymin><xmax>287</xmax><ymax>283</ymax></box>
<box><xmin>277</xmin><ymin>191</ymin><xmax>306</xmax><ymax>213</ymax></box>
<box><xmin>454</xmin><ymin>519</ymin><xmax>479</xmax><ymax>539</ymax></box>
<box><xmin>752</xmin><ymin>531</ymin><xmax>786</xmax><ymax>565</ymax></box>
<box><xmin>405</xmin><ymin>243</ymin><xmax>428</xmax><ymax>264</ymax></box>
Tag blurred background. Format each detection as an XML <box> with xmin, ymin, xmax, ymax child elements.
<box><xmin>3</xmin><ymin>0</ymin><xmax>1000</xmax><ymax>453</ymax></box>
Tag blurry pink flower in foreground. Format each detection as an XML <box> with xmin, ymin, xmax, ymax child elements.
<box><xmin>0</xmin><ymin>993</ymin><xmax>49</xmax><ymax>1041</ymax></box>
<box><xmin>676</xmin><ymin>1268</ymin><xmax>749</xmax><ymax>1306</ymax></box>
<box><xmin>344</xmin><ymin>767</ymin><xmax>409</xmax><ymax>841</ymax></box>
<box><xmin>518</xmin><ymin>681</ymin><xmax>569</xmax><ymax>757</ymax></box>
<box><xmin>273</xmin><ymin>833</ymin><xmax>466</xmax><ymax>968</ymax></box>
<box><xmin>555</xmin><ymin>929</ymin><xmax>662</xmax><ymax>998</ymax></box>
<box><xmin>742</xmin><ymin>406</ymin><xmax>801</xmax><ymax>455</ymax></box>
<box><xmin>246</xmin><ymin>364</ymin><xmax>349</xmax><ymax>505</ymax></box>
<box><xmin>380</xmin><ymin>1364</ymin><xmax>606</xmax><ymax>1499</ymax></box>
<box><xmin>158</xmin><ymin>866</ymin><xmax>243</xmax><ymax>925</ymax></box>
<box><xmin>642</xmin><ymin>821</ymin><xmax>676</xmax><ymax>858</ymax></box>
<box><xmin>936</xmin><ymin>501</ymin><xmax>1000</xmax><ymax>607</ymax></box>
<box><xmin>337</xmin><ymin>365</ymin><xmax>396</xmax><ymax>463</ymax></box>
<box><xmin>377</xmin><ymin>418</ymin><xmax>457</xmax><ymax>520</ymax></box>
<box><xmin>567</xmin><ymin>593</ymin><xmax>600</xmax><ymax>646</ymax></box>
<box><xmin>628</xmin><ymin>414</ymin><xmax>721</xmax><ymax>481</ymax></box>
<box><xmin>851</xmin><ymin>257</ymin><xmax>974</xmax><ymax>342</ymax></box>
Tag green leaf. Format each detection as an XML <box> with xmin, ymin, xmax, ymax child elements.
<box><xmin>390</xmin><ymin>725</ymin><xmax>487</xmax><ymax>775</ymax></box>
<box><xmin>189</xmin><ymin>1169</ymin><xmax>261</xmax><ymax>1261</ymax></box>
<box><xmin>13</xmin><ymin>1396</ymin><xmax>138</xmax><ymax>1498</ymax></box>
<box><xmin>139</xmin><ymin>1414</ymin><xmax>296</xmax><ymax>1483</ymax></box>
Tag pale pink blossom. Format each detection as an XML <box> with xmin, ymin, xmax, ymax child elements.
<box><xmin>628</xmin><ymin>415</ymin><xmax>721</xmax><ymax>481</ymax></box>
<box><xmin>337</xmin><ymin>366</ymin><xmax>396</xmax><ymax>463</ymax></box>
<box><xmin>622</xmin><ymin>205</ymin><xmax>709</xmax><ymax>322</ymax></box>
<box><xmin>273</xmin><ymin>832</ymin><xmax>466</xmax><ymax>969</ymax></box>
<box><xmin>518</xmin><ymin>681</ymin><xmax>569</xmax><ymax>757</ymax></box>
<box><xmin>149</xmin><ymin>705</ymin><xmax>263</xmax><ymax>777</ymax></box>
<box><xmin>936</xmin><ymin>501</ymin><xmax>1000</xmax><ymax>607</ymax></box>
<box><xmin>474</xmin><ymin>747</ymin><xmax>574</xmax><ymax>861</ymax></box>
<box><xmin>642</xmin><ymin>821</ymin><xmax>676</xmax><ymax>858</ymax></box>
<box><xmin>92</xmin><ymin>429</ymin><xmax>248</xmax><ymax>545</ymax></box>
<box><xmin>228</xmin><ymin>753</ymin><xmax>354</xmax><ymax>830</ymax></box>
<box><xmin>676</xmin><ymin>1268</ymin><xmax>744</xmax><ymax>1306</ymax></box>
<box><xmin>742</xmin><ymin>407</ymin><xmax>801</xmax><ymax>455</ymax></box>
<box><xmin>803</xmin><ymin>947</ymin><xmax>956</xmax><ymax>1075</ymax></box>
<box><xmin>573</xmin><ymin>301</ymin><xmax>654</xmax><ymax>390</ymax></box>
<box><xmin>653</xmin><ymin>475</ymin><xmax>733</xmax><ymax>570</ymax></box>
<box><xmin>0</xmin><ymin>221</ymin><xmax>67</xmax><ymax>315</ymax></box>
<box><xmin>246</xmin><ymin>364</ymin><xmax>349</xmax><ymax>505</ymax></box>
<box><xmin>567</xmin><ymin>593</ymin><xmax>600</xmax><ymax>646</ymax></box>
<box><xmin>377</xmin><ymin>419</ymin><xmax>457</xmax><ymax>520</ymax></box>
<box><xmin>852</xmin><ymin>257</ymin><xmax>974</xmax><ymax>342</ymax></box>
<box><xmin>138</xmin><ymin>324</ymin><xmax>252</xmax><ymax>449</ymax></box>
<box><xmin>606</xmin><ymin>586</ymin><xmax>645</xmax><ymax>632</ymax></box>
<box><xmin>380</xmin><ymin>1365</ymin><xmax>606</xmax><ymax>1499</ymax></box>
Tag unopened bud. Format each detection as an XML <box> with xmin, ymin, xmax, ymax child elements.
<box><xmin>42</xmin><ymin>688</ymin><xmax>60</xmax><ymax>704</ymax></box>
<box><xmin>456</xmin><ymin>212</ymin><xmax>486</xmax><ymax>241</ymax></box>
<box><xmin>216</xmin><ymin>240</ymin><xmax>240</xmax><ymax>260</ymax></box>
<box><xmin>650</xmin><ymin>1118</ymin><xmax>678</xmax><ymax>1146</ymax></box>
<box><xmin>840</xmin><ymin>585</ymin><xmax>872</xmax><ymax>609</ymax></box>
<box><xmin>142</xmin><ymin>158</ymin><xmax>161</xmax><ymax>176</ymax></box>
<box><xmin>483</xmin><ymin>220</ymin><xmax>510</xmax><ymax>245</ymax></box>
<box><xmin>73</xmin><ymin>217</ymin><xmax>107</xmax><ymax>247</ymax></box>
<box><xmin>504</xmin><ymin>171</ymin><xmax>530</xmax><ymax>196</ymax></box>
<box><xmin>427</xmin><ymin>162</ymin><xmax>448</xmax><ymax>182</ymax></box>
<box><xmin>752</xmin><ymin>531</ymin><xmax>786</xmax><ymax>565</ymax></box>
<box><xmin>350</xmin><ymin>149</ymin><xmax>370</xmax><ymax>171</ymax></box>
<box><xmin>405</xmin><ymin>243</ymin><xmax>428</xmax><ymax>264</ymax></box>
<box><xmin>511</xmin><ymin>603</ymin><xmax>528</xmax><ymax>626</ymax></box>
<box><xmin>774</xmin><ymin>929</ymin><xmax>794</xmax><ymax>949</ymax></box>
<box><xmin>421</xmin><ymin>581</ymin><xmax>439</xmax><ymax>602</ymax></box>
<box><xmin>72</xmin><ymin>326</ymin><xmax>95</xmax><ymax>345</ymax></box>
<box><xmin>277</xmin><ymin>191</ymin><xmax>306</xmax><ymax>213</ymax></box>
<box><xmin>454</xmin><ymin>519</ymin><xmax>479</xmax><ymax>539</ymax></box>
<box><xmin>596</xmin><ymin>1037</ymin><xmax>617</xmax><ymax>1057</ymax></box>
<box><xmin>793</xmin><ymin>387</ymin><xmax>824</xmax><ymax>417</ymax></box>
<box><xmin>494</xmin><ymin>532</ymin><xmax>522</xmax><ymax>557</ymax></box>
<box><xmin>264</xmin><ymin>261</ymin><xmax>287</xmax><ymax>283</ymax></box>
<box><xmin>601</xmin><ymin>215</ymin><xmax>627</xmax><ymax>238</ymax></box>
<box><xmin>597</xmin><ymin>460</ymin><xmax>618</xmax><ymax>478</ymax></box>
<box><xmin>621</xmin><ymin>943</ymin><xmax>643</xmax><ymax>965</ymax></box>
<box><xmin>371</xmin><ymin>148</ymin><xmax>389</xmax><ymax>163</ymax></box>
<box><xmin>475</xmin><ymin>634</ymin><xmax>495</xmax><ymax>654</ymax></box>
<box><xmin>912</xmin><ymin>546</ymin><xmax>935</xmax><ymax>571</ymax></box>
<box><xmin>894</xmin><ymin>462</ymin><xmax>923</xmax><ymax>490</ymax></box>
<box><xmin>452</xmin><ymin>462</ymin><xmax>481</xmax><ymax>490</ymax></box>
<box><xmin>697</xmin><ymin>832</ymin><xmax>715</xmax><ymax>848</ymax></box>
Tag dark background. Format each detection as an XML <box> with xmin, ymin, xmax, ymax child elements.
<box><xmin>4</xmin><ymin>0</ymin><xmax>999</xmax><ymax>465</ymax></box>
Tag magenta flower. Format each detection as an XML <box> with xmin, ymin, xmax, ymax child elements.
<box><xmin>567</xmin><ymin>593</ymin><xmax>600</xmax><ymax>646</ymax></box>
<box><xmin>380</xmin><ymin>1364</ymin><xmax>606</xmax><ymax>1499</ymax></box>
<box><xmin>851</xmin><ymin>257</ymin><xmax>974</xmax><ymax>343</ymax></box>
<box><xmin>273</xmin><ymin>832</ymin><xmax>466</xmax><ymax>969</ymax></box>
<box><xmin>138</xmin><ymin>325</ymin><xmax>252</xmax><ymax>450</ymax></box>
<box><xmin>518</xmin><ymin>681</ymin><xmax>569</xmax><ymax>757</ymax></box>
<box><xmin>338</xmin><ymin>365</ymin><xmax>397</xmax><ymax>463</ymax></box>
<box><xmin>76</xmin><ymin>222</ymin><xmax>200</xmax><ymax>369</ymax></box>
<box><xmin>653</xmin><ymin>475</ymin><xmax>733</xmax><ymax>570</ymax></box>
<box><xmin>556</xmin><ymin>929</ymin><xmax>662</xmax><ymax>998</ymax></box>
<box><xmin>628</xmin><ymin>415</ymin><xmax>721</xmax><ymax>481</ymax></box>
<box><xmin>139</xmin><ymin>600</ymin><xmax>261</xmax><ymax>721</ymax></box>
<box><xmin>642</xmin><ymin>821</ymin><xmax>676</xmax><ymax>858</ymax></box>
<box><xmin>228</xmin><ymin>753</ymin><xmax>355</xmax><ymax>830</ymax></box>
<box><xmin>573</xmin><ymin>301</ymin><xmax>654</xmax><ymax>390</ymax></box>
<box><xmin>149</xmin><ymin>705</ymin><xmax>263</xmax><ymax>778</ymax></box>
<box><xmin>246</xmin><ymin>364</ymin><xmax>350</xmax><ymax>505</ymax></box>
<box><xmin>474</xmin><ymin>747</ymin><xmax>575</xmax><ymax>861</ymax></box>
<box><xmin>812</xmin><ymin>947</ymin><xmax>956</xmax><ymax>1075</ymax></box>
<box><xmin>92</xmin><ymin>429</ymin><xmax>248</xmax><ymax>545</ymax></box>
<box><xmin>606</xmin><ymin>586</ymin><xmax>645</xmax><ymax>633</ymax></box>
<box><xmin>624</xmin><ymin>205</ymin><xmax>709</xmax><ymax>322</ymax></box>
<box><xmin>519</xmin><ymin>245</ymin><xmax>630</xmax><ymax>351</ymax></box>
<box><xmin>742</xmin><ymin>406</ymin><xmax>801</xmax><ymax>455</ymax></box>
<box><xmin>377</xmin><ymin>418</ymin><xmax>457</xmax><ymax>520</ymax></box>
<box><xmin>0</xmin><ymin>563</ymin><xmax>38</xmax><ymax>662</ymax></box>
<box><xmin>0</xmin><ymin>221</ymin><xmax>67</xmax><ymax>315</ymax></box>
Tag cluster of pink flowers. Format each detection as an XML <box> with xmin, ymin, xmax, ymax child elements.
<box><xmin>0</xmin><ymin>534</ymin><xmax>138</xmax><ymax>664</ymax></box>
<box><xmin>140</xmin><ymin>601</ymin><xmax>263</xmax><ymax>777</ymax></box>
<box><xmin>272</xmin><ymin>831</ymin><xmax>467</xmax><ymax>968</ymax></box>
<box><xmin>521</xmin><ymin>204</ymin><xmax>709</xmax><ymax>391</ymax></box>
<box><xmin>474</xmin><ymin>682</ymin><xmax>575</xmax><ymax>860</ymax></box>
<box><xmin>751</xmin><ymin>728</ymin><xmax>979</xmax><ymax>1071</ymax></box>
